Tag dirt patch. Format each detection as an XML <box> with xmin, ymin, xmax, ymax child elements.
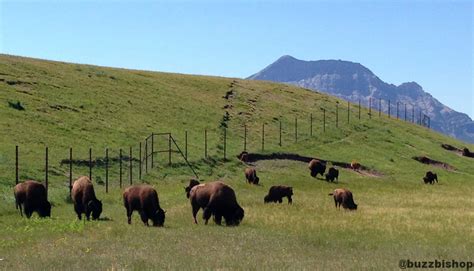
<box><xmin>441</xmin><ymin>144</ymin><xmax>474</xmax><ymax>158</ymax></box>
<box><xmin>412</xmin><ymin>156</ymin><xmax>455</xmax><ymax>171</ymax></box>
<box><xmin>237</xmin><ymin>152</ymin><xmax>383</xmax><ymax>177</ymax></box>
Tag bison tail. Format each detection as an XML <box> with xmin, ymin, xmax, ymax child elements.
<box><xmin>328</xmin><ymin>193</ymin><xmax>334</xmax><ymax>196</ymax></box>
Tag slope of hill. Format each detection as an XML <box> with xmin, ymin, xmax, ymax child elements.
<box><xmin>248</xmin><ymin>55</ymin><xmax>474</xmax><ymax>144</ymax></box>
<box><xmin>0</xmin><ymin>54</ymin><xmax>473</xmax><ymax>269</ymax></box>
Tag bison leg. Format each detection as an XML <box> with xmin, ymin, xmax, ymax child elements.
<box><xmin>126</xmin><ymin>207</ymin><xmax>133</xmax><ymax>225</ymax></box>
<box><xmin>74</xmin><ymin>204</ymin><xmax>83</xmax><ymax>220</ymax></box>
<box><xmin>192</xmin><ymin>204</ymin><xmax>200</xmax><ymax>224</ymax></box>
<box><xmin>287</xmin><ymin>196</ymin><xmax>293</xmax><ymax>204</ymax></box>
<box><xmin>17</xmin><ymin>203</ymin><xmax>23</xmax><ymax>217</ymax></box>
<box><xmin>139</xmin><ymin>211</ymin><xmax>149</xmax><ymax>226</ymax></box>
<box><xmin>278</xmin><ymin>198</ymin><xmax>283</xmax><ymax>204</ymax></box>
<box><xmin>214</xmin><ymin>213</ymin><xmax>222</xmax><ymax>225</ymax></box>
<box><xmin>203</xmin><ymin>207</ymin><xmax>213</xmax><ymax>225</ymax></box>
<box><xmin>24</xmin><ymin>203</ymin><xmax>33</xmax><ymax>218</ymax></box>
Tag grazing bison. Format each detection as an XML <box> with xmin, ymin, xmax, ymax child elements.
<box><xmin>350</xmin><ymin>161</ymin><xmax>361</xmax><ymax>171</ymax></box>
<box><xmin>264</xmin><ymin>186</ymin><xmax>293</xmax><ymax>204</ymax></box>
<box><xmin>238</xmin><ymin>151</ymin><xmax>249</xmax><ymax>162</ymax></box>
<box><xmin>462</xmin><ymin>148</ymin><xmax>473</xmax><ymax>158</ymax></box>
<box><xmin>123</xmin><ymin>185</ymin><xmax>166</xmax><ymax>227</ymax></box>
<box><xmin>189</xmin><ymin>181</ymin><xmax>244</xmax><ymax>226</ymax></box>
<box><xmin>423</xmin><ymin>171</ymin><xmax>438</xmax><ymax>184</ymax></box>
<box><xmin>184</xmin><ymin>178</ymin><xmax>201</xmax><ymax>198</ymax></box>
<box><xmin>325</xmin><ymin>167</ymin><xmax>339</xmax><ymax>182</ymax></box>
<box><xmin>329</xmin><ymin>188</ymin><xmax>357</xmax><ymax>210</ymax></box>
<box><xmin>14</xmin><ymin>180</ymin><xmax>51</xmax><ymax>218</ymax></box>
<box><xmin>71</xmin><ymin>176</ymin><xmax>102</xmax><ymax>220</ymax></box>
<box><xmin>308</xmin><ymin>159</ymin><xmax>326</xmax><ymax>178</ymax></box>
<box><xmin>244</xmin><ymin>167</ymin><xmax>259</xmax><ymax>185</ymax></box>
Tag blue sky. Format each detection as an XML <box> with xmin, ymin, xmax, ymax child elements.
<box><xmin>1</xmin><ymin>0</ymin><xmax>472</xmax><ymax>118</ymax></box>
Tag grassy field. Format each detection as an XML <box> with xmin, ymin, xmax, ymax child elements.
<box><xmin>0</xmin><ymin>54</ymin><xmax>473</xmax><ymax>270</ymax></box>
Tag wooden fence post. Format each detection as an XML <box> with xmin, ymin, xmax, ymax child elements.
<box><xmin>151</xmin><ymin>133</ymin><xmax>154</xmax><ymax>169</ymax></box>
<box><xmin>379</xmin><ymin>98</ymin><xmax>382</xmax><ymax>117</ymax></box>
<box><xmin>129</xmin><ymin>146</ymin><xmax>133</xmax><ymax>185</ymax></box>
<box><xmin>369</xmin><ymin>98</ymin><xmax>372</xmax><ymax>119</ymax></box>
<box><xmin>105</xmin><ymin>148</ymin><xmax>109</xmax><ymax>193</ymax></box>
<box><xmin>15</xmin><ymin>145</ymin><xmax>18</xmax><ymax>185</ymax></box>
<box><xmin>388</xmin><ymin>100</ymin><xmax>391</xmax><ymax>118</ymax></box>
<box><xmin>119</xmin><ymin>148</ymin><xmax>123</xmax><ymax>188</ymax></box>
<box><xmin>358</xmin><ymin>99</ymin><xmax>361</xmax><ymax>120</ymax></box>
<box><xmin>336</xmin><ymin>102</ymin><xmax>339</xmax><ymax>127</ymax></box>
<box><xmin>310</xmin><ymin>113</ymin><xmax>313</xmax><ymax>137</ymax></box>
<box><xmin>45</xmin><ymin>147</ymin><xmax>48</xmax><ymax>197</ymax></box>
<box><xmin>145</xmin><ymin>138</ymin><xmax>148</xmax><ymax>174</ymax></box>
<box><xmin>261</xmin><ymin>123</ymin><xmax>265</xmax><ymax>151</ymax></box>
<box><xmin>168</xmin><ymin>134</ymin><xmax>172</xmax><ymax>165</ymax></box>
<box><xmin>139</xmin><ymin>142</ymin><xmax>142</xmax><ymax>180</ymax></box>
<box><xmin>69</xmin><ymin>148</ymin><xmax>72</xmax><ymax>197</ymax></box>
<box><xmin>89</xmin><ymin>148</ymin><xmax>92</xmax><ymax>181</ymax></box>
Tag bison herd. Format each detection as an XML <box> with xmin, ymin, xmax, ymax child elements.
<box><xmin>12</xmin><ymin>157</ymin><xmax>439</xmax><ymax>226</ymax></box>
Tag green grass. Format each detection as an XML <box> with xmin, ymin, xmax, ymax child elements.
<box><xmin>0</xmin><ymin>54</ymin><xmax>473</xmax><ymax>270</ymax></box>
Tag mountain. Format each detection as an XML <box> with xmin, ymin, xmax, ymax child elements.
<box><xmin>248</xmin><ymin>55</ymin><xmax>474</xmax><ymax>143</ymax></box>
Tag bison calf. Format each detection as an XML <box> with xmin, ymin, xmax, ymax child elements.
<box><xmin>329</xmin><ymin>188</ymin><xmax>357</xmax><ymax>210</ymax></box>
<box><xmin>244</xmin><ymin>167</ymin><xmax>259</xmax><ymax>185</ymax></box>
<box><xmin>123</xmin><ymin>185</ymin><xmax>166</xmax><ymax>227</ymax></box>
<box><xmin>325</xmin><ymin>167</ymin><xmax>339</xmax><ymax>182</ymax></box>
<box><xmin>189</xmin><ymin>181</ymin><xmax>244</xmax><ymax>226</ymax></box>
<box><xmin>309</xmin><ymin>159</ymin><xmax>326</xmax><ymax>178</ymax></box>
<box><xmin>14</xmin><ymin>180</ymin><xmax>51</xmax><ymax>218</ymax></box>
<box><xmin>71</xmin><ymin>176</ymin><xmax>103</xmax><ymax>220</ymax></box>
<box><xmin>264</xmin><ymin>186</ymin><xmax>293</xmax><ymax>204</ymax></box>
<box><xmin>423</xmin><ymin>171</ymin><xmax>438</xmax><ymax>184</ymax></box>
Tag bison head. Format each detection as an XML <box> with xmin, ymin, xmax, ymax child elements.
<box><xmin>38</xmin><ymin>201</ymin><xmax>51</xmax><ymax>218</ymax></box>
<box><xmin>226</xmin><ymin>206</ymin><xmax>244</xmax><ymax>226</ymax></box>
<box><xmin>263</xmin><ymin>194</ymin><xmax>271</xmax><ymax>203</ymax></box>
<box><xmin>88</xmin><ymin>199</ymin><xmax>103</xmax><ymax>220</ymax></box>
<box><xmin>152</xmin><ymin>208</ymin><xmax>166</xmax><ymax>227</ymax></box>
<box><xmin>184</xmin><ymin>179</ymin><xmax>200</xmax><ymax>198</ymax></box>
<box><xmin>253</xmin><ymin>176</ymin><xmax>260</xmax><ymax>185</ymax></box>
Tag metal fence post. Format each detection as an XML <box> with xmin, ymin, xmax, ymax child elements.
<box><xmin>168</xmin><ymin>134</ymin><xmax>172</xmax><ymax>165</ymax></box>
<box><xmin>89</xmin><ymin>148</ymin><xmax>92</xmax><ymax>181</ymax></box>
<box><xmin>295</xmin><ymin>117</ymin><xmax>298</xmax><ymax>142</ymax></box>
<box><xmin>388</xmin><ymin>100</ymin><xmax>391</xmax><ymax>118</ymax></box>
<box><xmin>347</xmin><ymin>101</ymin><xmax>350</xmax><ymax>123</ymax></box>
<box><xmin>204</xmin><ymin>129</ymin><xmax>208</xmax><ymax>159</ymax></box>
<box><xmin>369</xmin><ymin>98</ymin><xmax>372</xmax><ymax>119</ymax></box>
<box><xmin>151</xmin><ymin>133</ymin><xmax>154</xmax><ymax>169</ymax></box>
<box><xmin>310</xmin><ymin>113</ymin><xmax>313</xmax><ymax>137</ymax></box>
<box><xmin>145</xmin><ymin>138</ymin><xmax>148</xmax><ymax>174</ymax></box>
<box><xmin>396</xmin><ymin>102</ymin><xmax>399</xmax><ymax>119</ymax></box>
<box><xmin>139</xmin><ymin>142</ymin><xmax>142</xmax><ymax>180</ymax></box>
<box><xmin>279</xmin><ymin>119</ymin><xmax>282</xmax><ymax>146</ymax></box>
<box><xmin>129</xmin><ymin>146</ymin><xmax>133</xmax><ymax>185</ymax></box>
<box><xmin>261</xmin><ymin>123</ymin><xmax>265</xmax><ymax>151</ymax></box>
<box><xmin>244</xmin><ymin>125</ymin><xmax>247</xmax><ymax>151</ymax></box>
<box><xmin>336</xmin><ymin>102</ymin><xmax>339</xmax><ymax>127</ymax></box>
<box><xmin>379</xmin><ymin>98</ymin><xmax>382</xmax><ymax>117</ymax></box>
<box><xmin>185</xmin><ymin>131</ymin><xmax>188</xmax><ymax>160</ymax></box>
<box><xmin>358</xmin><ymin>99</ymin><xmax>361</xmax><ymax>120</ymax></box>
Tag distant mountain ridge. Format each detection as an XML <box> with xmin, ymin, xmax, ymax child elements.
<box><xmin>248</xmin><ymin>55</ymin><xmax>474</xmax><ymax>144</ymax></box>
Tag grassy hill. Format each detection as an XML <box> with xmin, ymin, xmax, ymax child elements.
<box><xmin>0</xmin><ymin>54</ymin><xmax>473</xmax><ymax>270</ymax></box>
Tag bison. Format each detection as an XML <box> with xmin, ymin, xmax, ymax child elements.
<box><xmin>350</xmin><ymin>161</ymin><xmax>361</xmax><ymax>171</ymax></box>
<box><xmin>244</xmin><ymin>167</ymin><xmax>259</xmax><ymax>185</ymax></box>
<box><xmin>184</xmin><ymin>178</ymin><xmax>201</xmax><ymax>199</ymax></box>
<box><xmin>188</xmin><ymin>181</ymin><xmax>244</xmax><ymax>226</ymax></box>
<box><xmin>264</xmin><ymin>186</ymin><xmax>293</xmax><ymax>204</ymax></box>
<box><xmin>308</xmin><ymin>159</ymin><xmax>326</xmax><ymax>178</ymax></box>
<box><xmin>123</xmin><ymin>185</ymin><xmax>166</xmax><ymax>227</ymax></box>
<box><xmin>423</xmin><ymin>171</ymin><xmax>438</xmax><ymax>184</ymax></box>
<box><xmin>329</xmin><ymin>188</ymin><xmax>357</xmax><ymax>210</ymax></box>
<box><xmin>462</xmin><ymin>148</ymin><xmax>473</xmax><ymax>158</ymax></box>
<box><xmin>238</xmin><ymin>151</ymin><xmax>249</xmax><ymax>162</ymax></box>
<box><xmin>325</xmin><ymin>167</ymin><xmax>339</xmax><ymax>182</ymax></box>
<box><xmin>14</xmin><ymin>180</ymin><xmax>51</xmax><ymax>218</ymax></box>
<box><xmin>71</xmin><ymin>176</ymin><xmax>102</xmax><ymax>220</ymax></box>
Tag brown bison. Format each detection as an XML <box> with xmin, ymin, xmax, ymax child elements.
<box><xmin>123</xmin><ymin>185</ymin><xmax>166</xmax><ymax>227</ymax></box>
<box><xmin>14</xmin><ymin>180</ymin><xmax>51</xmax><ymax>218</ymax></box>
<box><xmin>71</xmin><ymin>176</ymin><xmax>102</xmax><ymax>220</ymax></box>
<box><xmin>188</xmin><ymin>181</ymin><xmax>244</xmax><ymax>226</ymax></box>
<box><xmin>264</xmin><ymin>186</ymin><xmax>293</xmax><ymax>204</ymax></box>
<box><xmin>325</xmin><ymin>167</ymin><xmax>339</xmax><ymax>182</ymax></box>
<box><xmin>309</xmin><ymin>159</ymin><xmax>326</xmax><ymax>178</ymax></box>
<box><xmin>244</xmin><ymin>168</ymin><xmax>259</xmax><ymax>185</ymax></box>
<box><xmin>329</xmin><ymin>188</ymin><xmax>357</xmax><ymax>210</ymax></box>
<box><xmin>350</xmin><ymin>161</ymin><xmax>361</xmax><ymax>170</ymax></box>
<box><xmin>423</xmin><ymin>171</ymin><xmax>438</xmax><ymax>184</ymax></box>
